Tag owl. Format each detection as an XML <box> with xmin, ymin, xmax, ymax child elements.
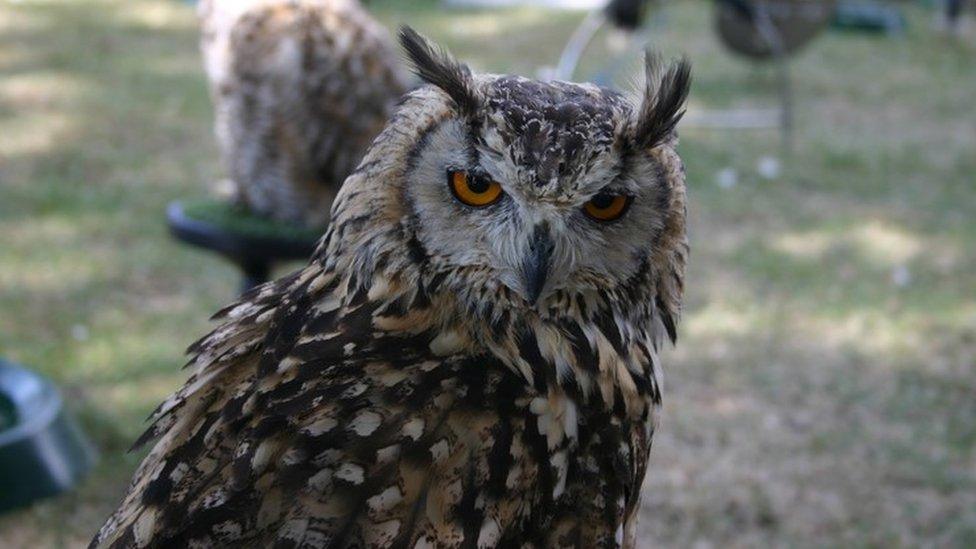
<box><xmin>199</xmin><ymin>0</ymin><xmax>409</xmax><ymax>227</ymax></box>
<box><xmin>92</xmin><ymin>28</ymin><xmax>690</xmax><ymax>548</ymax></box>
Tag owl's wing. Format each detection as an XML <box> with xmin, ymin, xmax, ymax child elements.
<box><xmin>94</xmin><ymin>257</ymin><xmax>647</xmax><ymax>548</ymax></box>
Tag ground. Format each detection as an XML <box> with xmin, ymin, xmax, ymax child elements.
<box><xmin>0</xmin><ymin>0</ymin><xmax>974</xmax><ymax>546</ymax></box>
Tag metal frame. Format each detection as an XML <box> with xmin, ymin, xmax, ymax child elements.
<box><xmin>553</xmin><ymin>0</ymin><xmax>796</xmax><ymax>151</ymax></box>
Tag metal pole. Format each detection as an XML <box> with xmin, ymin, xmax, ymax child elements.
<box><xmin>753</xmin><ymin>1</ymin><xmax>793</xmax><ymax>153</ymax></box>
<box><xmin>555</xmin><ymin>10</ymin><xmax>606</xmax><ymax>81</ymax></box>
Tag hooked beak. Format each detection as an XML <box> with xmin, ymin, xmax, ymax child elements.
<box><xmin>522</xmin><ymin>223</ymin><xmax>554</xmax><ymax>305</ymax></box>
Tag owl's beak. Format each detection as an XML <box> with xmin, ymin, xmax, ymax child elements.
<box><xmin>523</xmin><ymin>223</ymin><xmax>554</xmax><ymax>305</ymax></box>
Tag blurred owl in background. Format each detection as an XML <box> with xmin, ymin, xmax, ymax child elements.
<box><xmin>93</xmin><ymin>28</ymin><xmax>690</xmax><ymax>548</ymax></box>
<box><xmin>199</xmin><ymin>0</ymin><xmax>409</xmax><ymax>227</ymax></box>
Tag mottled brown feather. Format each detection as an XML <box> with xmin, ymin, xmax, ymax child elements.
<box><xmin>199</xmin><ymin>0</ymin><xmax>409</xmax><ymax>227</ymax></box>
<box><xmin>93</xmin><ymin>30</ymin><xmax>689</xmax><ymax>549</ymax></box>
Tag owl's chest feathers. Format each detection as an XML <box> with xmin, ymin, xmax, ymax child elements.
<box><xmin>354</xmin><ymin>272</ymin><xmax>662</xmax><ymax>436</ymax></box>
<box><xmin>267</xmin><ymin>264</ymin><xmax>660</xmax><ymax>478</ymax></box>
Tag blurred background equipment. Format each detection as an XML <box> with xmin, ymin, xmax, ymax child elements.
<box><xmin>716</xmin><ymin>0</ymin><xmax>837</xmax><ymax>60</ymax></box>
<box><xmin>942</xmin><ymin>0</ymin><xmax>965</xmax><ymax>33</ymax></box>
<box><xmin>604</xmin><ymin>0</ymin><xmax>654</xmax><ymax>29</ymax></box>
<box><xmin>0</xmin><ymin>360</ymin><xmax>95</xmax><ymax>514</ymax></box>
<box><xmin>554</xmin><ymin>0</ymin><xmax>659</xmax><ymax>81</ymax></box>
<box><xmin>831</xmin><ymin>0</ymin><xmax>907</xmax><ymax>34</ymax></box>
<box><xmin>712</xmin><ymin>0</ymin><xmax>837</xmax><ymax>149</ymax></box>
<box><xmin>551</xmin><ymin>0</ymin><xmax>838</xmax><ymax>150</ymax></box>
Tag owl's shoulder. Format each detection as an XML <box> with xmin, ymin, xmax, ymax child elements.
<box><xmin>94</xmin><ymin>264</ymin><xmax>647</xmax><ymax>547</ymax></box>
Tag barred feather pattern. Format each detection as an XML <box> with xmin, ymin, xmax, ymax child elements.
<box><xmin>93</xmin><ymin>50</ymin><xmax>689</xmax><ymax>548</ymax></box>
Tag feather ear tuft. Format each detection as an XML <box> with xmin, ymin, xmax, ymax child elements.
<box><xmin>398</xmin><ymin>26</ymin><xmax>479</xmax><ymax>116</ymax></box>
<box><xmin>633</xmin><ymin>53</ymin><xmax>692</xmax><ymax>149</ymax></box>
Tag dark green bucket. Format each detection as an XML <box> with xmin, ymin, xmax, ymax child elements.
<box><xmin>0</xmin><ymin>360</ymin><xmax>96</xmax><ymax>513</ymax></box>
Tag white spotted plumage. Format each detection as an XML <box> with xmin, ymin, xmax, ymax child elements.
<box><xmin>92</xmin><ymin>28</ymin><xmax>690</xmax><ymax>548</ymax></box>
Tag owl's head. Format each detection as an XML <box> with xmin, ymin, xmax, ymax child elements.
<box><xmin>328</xmin><ymin>28</ymin><xmax>690</xmax><ymax>342</ymax></box>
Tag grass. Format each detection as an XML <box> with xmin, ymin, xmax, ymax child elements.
<box><xmin>0</xmin><ymin>0</ymin><xmax>974</xmax><ymax>546</ymax></box>
<box><xmin>179</xmin><ymin>199</ymin><xmax>324</xmax><ymax>241</ymax></box>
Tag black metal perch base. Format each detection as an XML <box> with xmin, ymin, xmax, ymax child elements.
<box><xmin>166</xmin><ymin>201</ymin><xmax>322</xmax><ymax>294</ymax></box>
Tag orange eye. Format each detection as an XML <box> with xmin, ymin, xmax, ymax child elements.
<box><xmin>583</xmin><ymin>192</ymin><xmax>631</xmax><ymax>222</ymax></box>
<box><xmin>448</xmin><ymin>170</ymin><xmax>503</xmax><ymax>208</ymax></box>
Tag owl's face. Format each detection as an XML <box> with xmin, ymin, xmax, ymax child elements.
<box><xmin>395</xmin><ymin>30</ymin><xmax>690</xmax><ymax>315</ymax></box>
<box><xmin>405</xmin><ymin>80</ymin><xmax>659</xmax><ymax>307</ymax></box>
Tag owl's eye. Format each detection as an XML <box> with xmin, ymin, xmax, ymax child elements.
<box><xmin>448</xmin><ymin>170</ymin><xmax>503</xmax><ymax>208</ymax></box>
<box><xmin>583</xmin><ymin>192</ymin><xmax>632</xmax><ymax>222</ymax></box>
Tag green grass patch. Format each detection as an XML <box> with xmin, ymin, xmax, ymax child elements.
<box><xmin>179</xmin><ymin>199</ymin><xmax>324</xmax><ymax>242</ymax></box>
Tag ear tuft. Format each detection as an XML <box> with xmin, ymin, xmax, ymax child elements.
<box><xmin>398</xmin><ymin>26</ymin><xmax>479</xmax><ymax>116</ymax></box>
<box><xmin>633</xmin><ymin>53</ymin><xmax>692</xmax><ymax>149</ymax></box>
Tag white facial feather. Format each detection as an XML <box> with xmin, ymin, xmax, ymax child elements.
<box><xmin>404</xmin><ymin>89</ymin><xmax>671</xmax><ymax>307</ymax></box>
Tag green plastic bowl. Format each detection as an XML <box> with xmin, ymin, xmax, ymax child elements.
<box><xmin>0</xmin><ymin>360</ymin><xmax>96</xmax><ymax>514</ymax></box>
